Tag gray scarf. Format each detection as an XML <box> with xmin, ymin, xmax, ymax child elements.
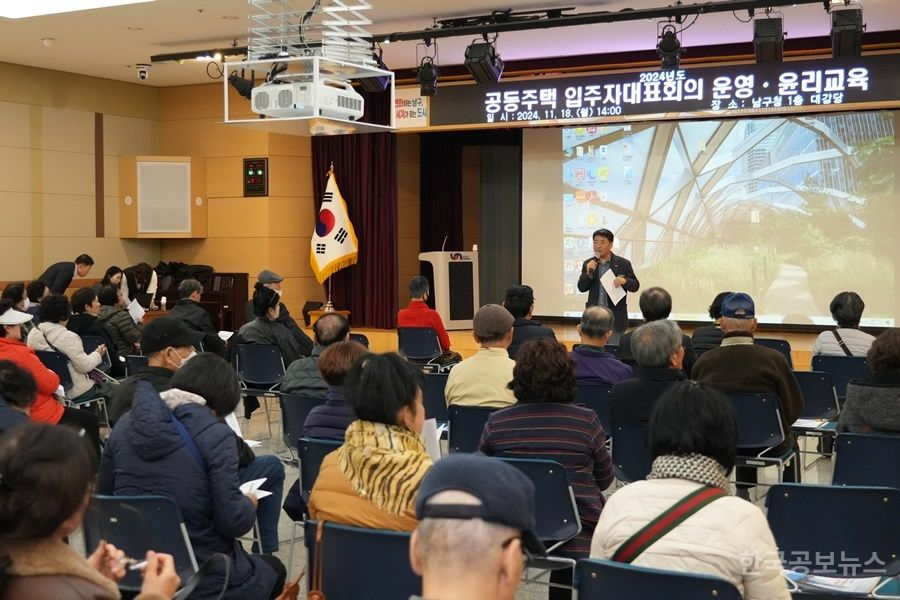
<box><xmin>647</xmin><ymin>453</ymin><xmax>733</xmax><ymax>494</ymax></box>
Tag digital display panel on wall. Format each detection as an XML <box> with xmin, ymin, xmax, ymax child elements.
<box><xmin>429</xmin><ymin>54</ymin><xmax>900</xmax><ymax>127</ymax></box>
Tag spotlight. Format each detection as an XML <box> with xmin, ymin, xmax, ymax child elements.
<box><xmin>464</xmin><ymin>39</ymin><xmax>504</xmax><ymax>84</ymax></box>
<box><xmin>358</xmin><ymin>47</ymin><xmax>391</xmax><ymax>93</ymax></box>
<box><xmin>754</xmin><ymin>17</ymin><xmax>784</xmax><ymax>63</ymax></box>
<box><xmin>416</xmin><ymin>57</ymin><xmax>439</xmax><ymax>96</ymax></box>
<box><xmin>831</xmin><ymin>6</ymin><xmax>863</xmax><ymax>58</ymax></box>
<box><xmin>657</xmin><ymin>25</ymin><xmax>684</xmax><ymax>70</ymax></box>
<box><xmin>228</xmin><ymin>72</ymin><xmax>254</xmax><ymax>100</ymax></box>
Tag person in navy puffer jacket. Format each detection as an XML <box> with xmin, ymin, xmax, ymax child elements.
<box><xmin>98</xmin><ymin>353</ymin><xmax>286</xmax><ymax>600</ymax></box>
<box><xmin>302</xmin><ymin>340</ymin><xmax>369</xmax><ymax>439</ymax></box>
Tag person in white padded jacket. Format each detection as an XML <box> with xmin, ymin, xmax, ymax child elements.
<box><xmin>590</xmin><ymin>381</ymin><xmax>790</xmax><ymax>600</ymax></box>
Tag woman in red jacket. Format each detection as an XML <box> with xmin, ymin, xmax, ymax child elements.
<box><xmin>0</xmin><ymin>300</ymin><xmax>100</xmax><ymax>456</ymax></box>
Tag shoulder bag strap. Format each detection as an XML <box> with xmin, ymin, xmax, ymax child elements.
<box><xmin>612</xmin><ymin>486</ymin><xmax>727</xmax><ymax>564</ymax></box>
<box><xmin>832</xmin><ymin>329</ymin><xmax>853</xmax><ymax>357</ymax></box>
<box><xmin>170</xmin><ymin>412</ymin><xmax>208</xmax><ymax>472</ymax></box>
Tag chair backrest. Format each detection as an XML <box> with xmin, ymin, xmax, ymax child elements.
<box><xmin>83</xmin><ymin>495</ymin><xmax>198</xmax><ymax>592</ymax></box>
<box><xmin>576</xmin><ymin>558</ymin><xmax>743</xmax><ymax>600</ymax></box>
<box><xmin>423</xmin><ymin>371</ymin><xmax>449</xmax><ymax>422</ymax></box>
<box><xmin>725</xmin><ymin>392</ymin><xmax>785</xmax><ymax>450</ymax></box>
<box><xmin>348</xmin><ymin>333</ymin><xmax>369</xmax><ymax>347</ymax></box>
<box><xmin>125</xmin><ymin>354</ymin><xmax>149</xmax><ymax>377</ymax></box>
<box><xmin>794</xmin><ymin>370</ymin><xmax>839</xmax><ymax>420</ymax></box>
<box><xmin>298</xmin><ymin>437</ymin><xmax>342</xmax><ymax>502</ymax></box>
<box><xmin>447</xmin><ymin>405</ymin><xmax>496</xmax><ymax>453</ymax></box>
<box><xmin>575</xmin><ymin>383</ymin><xmax>613</xmax><ymax>434</ymax></box>
<box><xmin>397</xmin><ymin>327</ymin><xmax>441</xmax><ymax>361</ymax></box>
<box><xmin>236</xmin><ymin>344</ymin><xmax>286</xmax><ymax>388</ymax></box>
<box><xmin>304</xmin><ymin>521</ymin><xmax>419</xmax><ymax>599</ymax></box>
<box><xmin>755</xmin><ymin>338</ymin><xmax>793</xmax><ymax>368</ymax></box>
<box><xmin>833</xmin><ymin>433</ymin><xmax>900</xmax><ymax>489</ymax></box>
<box><xmin>611</xmin><ymin>422</ymin><xmax>651</xmax><ymax>483</ymax></box>
<box><xmin>810</xmin><ymin>355</ymin><xmax>872</xmax><ymax>398</ymax></box>
<box><xmin>499</xmin><ymin>457</ymin><xmax>581</xmax><ymax>549</ymax></box>
<box><xmin>280</xmin><ymin>394</ymin><xmax>326</xmax><ymax>449</ymax></box>
<box><xmin>80</xmin><ymin>334</ymin><xmax>112</xmax><ymax>372</ymax></box>
<box><xmin>766</xmin><ymin>483</ymin><xmax>900</xmax><ymax>577</ymax></box>
<box><xmin>604</xmin><ymin>345</ymin><xmax>620</xmax><ymax>358</ymax></box>
<box><xmin>35</xmin><ymin>350</ymin><xmax>73</xmax><ymax>391</ymax></box>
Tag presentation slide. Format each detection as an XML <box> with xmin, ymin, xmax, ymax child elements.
<box><xmin>522</xmin><ymin>111</ymin><xmax>897</xmax><ymax>326</ymax></box>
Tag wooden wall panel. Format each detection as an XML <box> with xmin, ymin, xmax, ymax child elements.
<box><xmin>396</xmin><ymin>134</ymin><xmax>421</xmax><ymax>309</ymax></box>
<box><xmin>207</xmin><ymin>197</ymin><xmax>270</xmax><ymax>238</ymax></box>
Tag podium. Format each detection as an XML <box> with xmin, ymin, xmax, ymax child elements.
<box><xmin>418</xmin><ymin>251</ymin><xmax>479</xmax><ymax>330</ymax></box>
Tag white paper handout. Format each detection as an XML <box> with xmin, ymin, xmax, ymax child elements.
<box><xmin>421</xmin><ymin>418</ymin><xmax>442</xmax><ymax>463</ymax></box>
<box><xmin>127</xmin><ymin>298</ymin><xmax>146</xmax><ymax>324</ymax></box>
<box><xmin>218</xmin><ymin>331</ymin><xmax>234</xmax><ymax>341</ymax></box>
<box><xmin>600</xmin><ymin>268</ymin><xmax>626</xmax><ymax>305</ymax></box>
<box><xmin>239</xmin><ymin>478</ymin><xmax>273</xmax><ymax>499</ymax></box>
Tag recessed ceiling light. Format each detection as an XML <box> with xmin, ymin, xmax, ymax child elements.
<box><xmin>0</xmin><ymin>0</ymin><xmax>155</xmax><ymax>19</ymax></box>
<box><xmin>222</xmin><ymin>15</ymin><xmax>239</xmax><ymax>20</ymax></box>
<box><xmin>127</xmin><ymin>26</ymin><xmax>143</xmax><ymax>31</ymax></box>
<box><xmin>41</xmin><ymin>37</ymin><xmax>56</xmax><ymax>47</ymax></box>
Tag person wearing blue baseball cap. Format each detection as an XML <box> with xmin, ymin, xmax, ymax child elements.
<box><xmin>692</xmin><ymin>292</ymin><xmax>804</xmax><ymax>500</ymax></box>
<box><xmin>409</xmin><ymin>454</ymin><xmax>545</xmax><ymax>600</ymax></box>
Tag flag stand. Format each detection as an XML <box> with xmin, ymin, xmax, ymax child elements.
<box><xmin>323</xmin><ymin>277</ymin><xmax>334</xmax><ymax>312</ymax></box>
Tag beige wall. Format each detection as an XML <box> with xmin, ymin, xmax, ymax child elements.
<box><xmin>0</xmin><ymin>62</ymin><xmax>161</xmax><ymax>281</ymax></box>
<box><xmin>158</xmin><ymin>84</ymin><xmax>323</xmax><ymax>318</ymax></box>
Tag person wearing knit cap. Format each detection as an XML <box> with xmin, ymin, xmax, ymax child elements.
<box><xmin>444</xmin><ymin>304</ymin><xmax>517</xmax><ymax>408</ymax></box>
<box><xmin>244</xmin><ymin>269</ymin><xmax>313</xmax><ymax>357</ymax></box>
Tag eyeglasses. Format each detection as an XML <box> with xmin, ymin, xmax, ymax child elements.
<box><xmin>501</xmin><ymin>535</ymin><xmax>534</xmax><ymax>565</ymax></box>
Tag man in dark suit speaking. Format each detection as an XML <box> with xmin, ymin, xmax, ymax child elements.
<box><xmin>577</xmin><ymin>229</ymin><xmax>639</xmax><ymax>343</ymax></box>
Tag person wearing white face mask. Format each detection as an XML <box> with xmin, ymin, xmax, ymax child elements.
<box><xmin>107</xmin><ymin>317</ymin><xmax>201</xmax><ymax>425</ymax></box>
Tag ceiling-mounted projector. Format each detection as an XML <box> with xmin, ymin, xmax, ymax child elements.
<box><xmin>251</xmin><ymin>78</ymin><xmax>364</xmax><ymax>121</ymax></box>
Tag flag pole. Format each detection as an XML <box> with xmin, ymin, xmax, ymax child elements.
<box><xmin>323</xmin><ymin>276</ymin><xmax>334</xmax><ymax>312</ymax></box>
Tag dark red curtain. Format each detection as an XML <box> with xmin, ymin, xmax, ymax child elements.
<box><xmin>311</xmin><ymin>91</ymin><xmax>397</xmax><ymax>328</ymax></box>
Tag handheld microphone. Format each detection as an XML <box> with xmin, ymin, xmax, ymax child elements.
<box><xmin>441</xmin><ymin>231</ymin><xmax>449</xmax><ymax>252</ymax></box>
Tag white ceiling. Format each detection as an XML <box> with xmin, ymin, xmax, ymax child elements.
<box><xmin>0</xmin><ymin>0</ymin><xmax>896</xmax><ymax>87</ymax></box>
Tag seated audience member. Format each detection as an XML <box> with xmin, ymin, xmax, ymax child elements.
<box><xmin>691</xmin><ymin>291</ymin><xmax>733</xmax><ymax>358</ymax></box>
<box><xmin>167</xmin><ymin>278</ymin><xmax>225</xmax><ymax>355</ymax></box>
<box><xmin>692</xmin><ymin>293</ymin><xmax>803</xmax><ymax>497</ymax></box>
<box><xmin>99</xmin><ymin>354</ymin><xmax>287</xmax><ymax>598</ymax></box>
<box><xmin>68</xmin><ymin>286</ymin><xmax>124</xmax><ymax>378</ymax></box>
<box><xmin>481</xmin><ymin>337</ymin><xmax>613</xmax><ymax>599</ymax></box>
<box><xmin>811</xmin><ymin>291</ymin><xmax>876</xmax><ymax>357</ymax></box>
<box><xmin>97</xmin><ymin>285</ymin><xmax>142</xmax><ymax>357</ymax></box>
<box><xmin>302</xmin><ymin>339</ymin><xmax>368</xmax><ymax>438</ymax></box>
<box><xmin>610</xmin><ymin>319</ymin><xmax>686</xmax><ymax>425</ymax></box>
<box><xmin>0</xmin><ymin>360</ymin><xmax>35</xmax><ymax>434</ymax></box>
<box><xmin>236</xmin><ymin>284</ymin><xmax>305</xmax><ymax>366</ymax></box>
<box><xmin>282</xmin><ymin>340</ymin><xmax>370</xmax><ymax>522</ymax></box>
<box><xmin>308</xmin><ymin>352</ymin><xmax>432</xmax><ymax>531</ymax></box>
<box><xmin>281</xmin><ymin>312</ymin><xmax>350</xmax><ymax>397</ymax></box>
<box><xmin>243</xmin><ymin>270</ymin><xmax>314</xmax><ymax>356</ymax></box>
<box><xmin>107</xmin><ymin>317</ymin><xmax>200</xmax><ymax>424</ymax></box>
<box><xmin>397</xmin><ymin>275</ymin><xmax>452</xmax><ymax>354</ymax></box>
<box><xmin>37</xmin><ymin>253</ymin><xmax>94</xmax><ymax>295</ymax></box>
<box><xmin>24</xmin><ymin>279</ymin><xmax>49</xmax><ymax>322</ymax></box>
<box><xmin>570</xmin><ymin>306</ymin><xmax>633</xmax><ymax>385</ymax></box>
<box><xmin>839</xmin><ymin>328</ymin><xmax>900</xmax><ymax>433</ymax></box>
<box><xmin>99</xmin><ymin>266</ymin><xmax>125</xmax><ymax>291</ymax></box>
<box><xmin>591</xmin><ymin>382</ymin><xmax>790</xmax><ymax>600</ymax></box>
<box><xmin>445</xmin><ymin>304</ymin><xmax>517</xmax><ymax>408</ymax></box>
<box><xmin>410</xmin><ymin>454</ymin><xmax>546</xmax><ymax>600</ymax></box>
<box><xmin>25</xmin><ymin>295</ymin><xmax>105</xmax><ymax>455</ymax></box>
<box><xmin>618</xmin><ymin>287</ymin><xmax>696</xmax><ymax>377</ymax></box>
<box><xmin>504</xmin><ymin>284</ymin><xmax>556</xmax><ymax>360</ymax></box>
<box><xmin>2</xmin><ymin>283</ymin><xmax>32</xmax><ymax>340</ymax></box>
<box><xmin>122</xmin><ymin>262</ymin><xmax>158</xmax><ymax>305</ymax></box>
<box><xmin>0</xmin><ymin>424</ymin><xmax>181</xmax><ymax>600</ymax></box>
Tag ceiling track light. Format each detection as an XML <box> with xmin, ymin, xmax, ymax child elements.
<box><xmin>831</xmin><ymin>4</ymin><xmax>864</xmax><ymax>58</ymax></box>
<box><xmin>228</xmin><ymin>69</ymin><xmax>255</xmax><ymax>100</ymax></box>
<box><xmin>657</xmin><ymin>24</ymin><xmax>685</xmax><ymax>70</ymax></box>
<box><xmin>464</xmin><ymin>35</ymin><xmax>504</xmax><ymax>84</ymax></box>
<box><xmin>416</xmin><ymin>56</ymin><xmax>439</xmax><ymax>96</ymax></box>
<box><xmin>358</xmin><ymin>45</ymin><xmax>391</xmax><ymax>93</ymax></box>
<box><xmin>754</xmin><ymin>16</ymin><xmax>784</xmax><ymax>63</ymax></box>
